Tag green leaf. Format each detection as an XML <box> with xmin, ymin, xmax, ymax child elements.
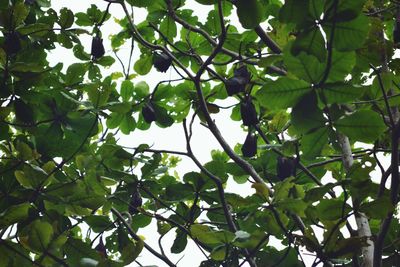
<box><xmin>326</xmin><ymin>237</ymin><xmax>369</xmax><ymax>258</ymax></box>
<box><xmin>326</xmin><ymin>0</ymin><xmax>367</xmax><ymax>22</ymax></box>
<box><xmin>159</xmin><ymin>15</ymin><xmax>177</xmax><ymax>40</ymax></box>
<box><xmin>279</xmin><ymin>0</ymin><xmax>308</xmax><ymax>26</ymax></box>
<box><xmin>291</xmin><ymin>92</ymin><xmax>326</xmax><ymax>134</ymax></box>
<box><xmin>22</xmin><ymin>220</ymin><xmax>54</xmax><ymax>252</ymax></box>
<box><xmin>64</xmin><ymin>238</ymin><xmax>101</xmax><ymax>266</ymax></box>
<box><xmin>134</xmin><ymin>81</ymin><xmax>150</xmax><ymax>98</ymax></box>
<box><xmin>120</xmin><ymin>80</ymin><xmax>134</xmax><ymax>102</ymax></box>
<box><xmin>292</xmin><ymin>28</ymin><xmax>326</xmax><ymax>60</ymax></box>
<box><xmin>321</xmin><ymin>83</ymin><xmax>364</xmax><ymax>104</ymax></box>
<box><xmin>65</xmin><ymin>63</ymin><xmax>87</xmax><ymax>85</ymax></box>
<box><xmin>59</xmin><ymin>8</ymin><xmax>74</xmax><ymax>28</ymax></box>
<box><xmin>324</xmin><ymin>14</ymin><xmax>370</xmax><ymax>52</ymax></box>
<box><xmin>171</xmin><ymin>229</ymin><xmax>187</xmax><ymax>254</ymax></box>
<box><xmin>334</xmin><ymin>110</ymin><xmax>386</xmax><ymax>143</ymax></box>
<box><xmin>0</xmin><ymin>203</ymin><xmax>31</xmax><ymax>228</ymax></box>
<box><xmin>211</xmin><ymin>245</ymin><xmax>226</xmax><ymax>261</ymax></box>
<box><xmin>301</xmin><ymin>128</ymin><xmax>329</xmax><ymax>159</ymax></box>
<box><xmin>326</xmin><ymin>51</ymin><xmax>356</xmax><ymax>82</ymax></box>
<box><xmin>315</xmin><ymin>199</ymin><xmax>351</xmax><ymax>221</ymax></box>
<box><xmin>134</xmin><ymin>55</ymin><xmax>153</xmax><ymax>75</ymax></box>
<box><xmin>190</xmin><ymin>224</ymin><xmax>235</xmax><ymax>244</ymax></box>
<box><xmin>284</xmin><ymin>51</ymin><xmax>324</xmax><ymax>83</ymax></box>
<box><xmin>235</xmin><ymin>0</ymin><xmax>264</xmax><ymax>29</ymax></box>
<box><xmin>106</xmin><ymin>112</ymin><xmax>124</xmax><ymax>129</ymax></box>
<box><xmin>275</xmin><ymin>199</ymin><xmax>308</xmax><ymax>217</ymax></box>
<box><xmin>96</xmin><ymin>56</ymin><xmax>115</xmax><ymax>67</ymax></box>
<box><xmin>359</xmin><ymin>197</ymin><xmax>394</xmax><ymax>219</ymax></box>
<box><xmin>17</xmin><ymin>23</ymin><xmax>52</xmax><ymax>37</ymax></box>
<box><xmin>120</xmin><ymin>237</ymin><xmax>143</xmax><ymax>264</ymax></box>
<box><xmin>83</xmin><ymin>215</ymin><xmax>113</xmax><ymax>233</ymax></box>
<box><xmin>120</xmin><ymin>113</ymin><xmax>136</xmax><ymax>134</ymax></box>
<box><xmin>165</xmin><ymin>183</ymin><xmax>193</xmax><ymax>201</ymax></box>
<box><xmin>13</xmin><ymin>2</ymin><xmax>29</xmax><ymax>26</ymax></box>
<box><xmin>75</xmin><ymin>12</ymin><xmax>93</xmax><ymax>26</ymax></box>
<box><xmin>256</xmin><ymin>78</ymin><xmax>311</xmax><ymax>110</ymax></box>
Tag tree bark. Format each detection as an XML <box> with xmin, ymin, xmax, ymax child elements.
<box><xmin>338</xmin><ymin>133</ymin><xmax>374</xmax><ymax>267</ymax></box>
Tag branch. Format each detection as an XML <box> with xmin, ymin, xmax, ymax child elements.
<box><xmin>111</xmin><ymin>207</ymin><xmax>176</xmax><ymax>267</ymax></box>
<box><xmin>317</xmin><ymin>0</ymin><xmax>339</xmax><ymax>87</ymax></box>
<box><xmin>254</xmin><ymin>26</ymin><xmax>281</xmax><ymax>54</ymax></box>
<box><xmin>373</xmin><ymin>122</ymin><xmax>400</xmax><ymax>266</ymax></box>
<box><xmin>165</xmin><ymin>0</ymin><xmax>286</xmax><ymax>74</ymax></box>
<box><xmin>337</xmin><ymin>133</ymin><xmax>374</xmax><ymax>267</ymax></box>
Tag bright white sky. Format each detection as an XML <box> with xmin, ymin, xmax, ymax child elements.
<box><xmin>47</xmin><ymin>1</ymin><xmax>393</xmax><ymax>267</ymax></box>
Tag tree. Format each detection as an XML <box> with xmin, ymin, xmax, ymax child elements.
<box><xmin>1</xmin><ymin>0</ymin><xmax>400</xmax><ymax>266</ymax></box>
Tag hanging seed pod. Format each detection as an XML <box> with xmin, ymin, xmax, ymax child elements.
<box><xmin>225</xmin><ymin>76</ymin><xmax>247</xmax><ymax>96</ymax></box>
<box><xmin>128</xmin><ymin>189</ymin><xmax>143</xmax><ymax>215</ymax></box>
<box><xmin>276</xmin><ymin>156</ymin><xmax>296</xmax><ymax>180</ymax></box>
<box><xmin>153</xmin><ymin>52</ymin><xmax>172</xmax><ymax>72</ymax></box>
<box><xmin>234</xmin><ymin>65</ymin><xmax>251</xmax><ymax>84</ymax></box>
<box><xmin>142</xmin><ymin>102</ymin><xmax>157</xmax><ymax>123</ymax></box>
<box><xmin>4</xmin><ymin>31</ymin><xmax>21</xmax><ymax>55</ymax></box>
<box><xmin>240</xmin><ymin>98</ymin><xmax>258</xmax><ymax>126</ymax></box>
<box><xmin>241</xmin><ymin>132</ymin><xmax>257</xmax><ymax>158</ymax></box>
<box><xmin>91</xmin><ymin>36</ymin><xmax>105</xmax><ymax>59</ymax></box>
<box><xmin>95</xmin><ymin>238</ymin><xmax>107</xmax><ymax>259</ymax></box>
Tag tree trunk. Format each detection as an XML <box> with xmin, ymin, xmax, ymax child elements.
<box><xmin>338</xmin><ymin>133</ymin><xmax>374</xmax><ymax>267</ymax></box>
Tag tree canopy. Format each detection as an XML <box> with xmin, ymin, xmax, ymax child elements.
<box><xmin>1</xmin><ymin>0</ymin><xmax>400</xmax><ymax>266</ymax></box>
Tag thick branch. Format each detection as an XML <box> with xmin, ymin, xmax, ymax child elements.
<box><xmin>254</xmin><ymin>26</ymin><xmax>281</xmax><ymax>54</ymax></box>
<box><xmin>337</xmin><ymin>133</ymin><xmax>374</xmax><ymax>267</ymax></box>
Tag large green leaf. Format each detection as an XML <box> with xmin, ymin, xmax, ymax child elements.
<box><xmin>279</xmin><ymin>0</ymin><xmax>308</xmax><ymax>26</ymax></box>
<box><xmin>292</xmin><ymin>27</ymin><xmax>326</xmax><ymax>60</ymax></box>
<box><xmin>301</xmin><ymin>127</ymin><xmax>329</xmax><ymax>160</ymax></box>
<box><xmin>334</xmin><ymin>110</ymin><xmax>386</xmax><ymax>143</ymax></box>
<box><xmin>315</xmin><ymin>199</ymin><xmax>352</xmax><ymax>221</ymax></box>
<box><xmin>256</xmin><ymin>78</ymin><xmax>311</xmax><ymax>110</ymax></box>
<box><xmin>291</xmin><ymin>92</ymin><xmax>326</xmax><ymax>134</ymax></box>
<box><xmin>284</xmin><ymin>51</ymin><xmax>325</xmax><ymax>83</ymax></box>
<box><xmin>320</xmin><ymin>82</ymin><xmax>364</xmax><ymax>104</ymax></box>
<box><xmin>325</xmin><ymin>0</ymin><xmax>367</xmax><ymax>22</ymax></box>
<box><xmin>235</xmin><ymin>0</ymin><xmax>264</xmax><ymax>29</ymax></box>
<box><xmin>21</xmin><ymin>220</ymin><xmax>54</xmax><ymax>252</ymax></box>
<box><xmin>0</xmin><ymin>203</ymin><xmax>31</xmax><ymax>228</ymax></box>
<box><xmin>326</xmin><ymin>50</ymin><xmax>356</xmax><ymax>82</ymax></box>
<box><xmin>324</xmin><ymin>14</ymin><xmax>370</xmax><ymax>52</ymax></box>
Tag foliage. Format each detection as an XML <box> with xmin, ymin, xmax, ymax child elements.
<box><xmin>1</xmin><ymin>0</ymin><xmax>400</xmax><ymax>266</ymax></box>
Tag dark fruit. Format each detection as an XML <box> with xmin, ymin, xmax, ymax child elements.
<box><xmin>142</xmin><ymin>102</ymin><xmax>157</xmax><ymax>123</ymax></box>
<box><xmin>91</xmin><ymin>36</ymin><xmax>105</xmax><ymax>59</ymax></box>
<box><xmin>241</xmin><ymin>132</ymin><xmax>257</xmax><ymax>157</ymax></box>
<box><xmin>240</xmin><ymin>98</ymin><xmax>258</xmax><ymax>126</ymax></box>
<box><xmin>25</xmin><ymin>0</ymin><xmax>36</xmax><ymax>4</ymax></box>
<box><xmin>4</xmin><ymin>31</ymin><xmax>21</xmax><ymax>55</ymax></box>
<box><xmin>234</xmin><ymin>65</ymin><xmax>251</xmax><ymax>84</ymax></box>
<box><xmin>128</xmin><ymin>189</ymin><xmax>142</xmax><ymax>215</ymax></box>
<box><xmin>276</xmin><ymin>156</ymin><xmax>296</xmax><ymax>180</ymax></box>
<box><xmin>225</xmin><ymin>76</ymin><xmax>247</xmax><ymax>96</ymax></box>
<box><xmin>95</xmin><ymin>238</ymin><xmax>107</xmax><ymax>259</ymax></box>
<box><xmin>153</xmin><ymin>52</ymin><xmax>172</xmax><ymax>72</ymax></box>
